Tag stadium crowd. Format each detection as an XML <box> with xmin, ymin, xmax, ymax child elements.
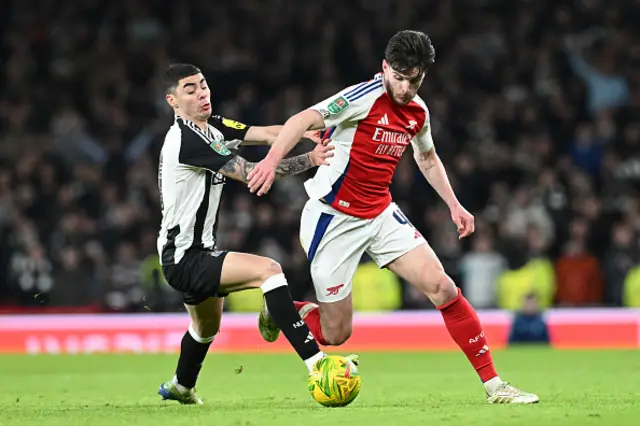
<box><xmin>1</xmin><ymin>0</ymin><xmax>639</xmax><ymax>313</ymax></box>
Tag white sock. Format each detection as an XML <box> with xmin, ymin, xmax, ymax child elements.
<box><xmin>304</xmin><ymin>351</ymin><xmax>326</xmax><ymax>372</ymax></box>
<box><xmin>484</xmin><ymin>376</ymin><xmax>504</xmax><ymax>394</ymax></box>
<box><xmin>261</xmin><ymin>273</ymin><xmax>288</xmax><ymax>293</ymax></box>
<box><xmin>188</xmin><ymin>323</ymin><xmax>216</xmax><ymax>344</ymax></box>
<box><xmin>172</xmin><ymin>375</ymin><xmax>191</xmax><ymax>394</ymax></box>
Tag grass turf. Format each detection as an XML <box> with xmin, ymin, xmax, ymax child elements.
<box><xmin>1</xmin><ymin>348</ymin><xmax>639</xmax><ymax>426</ymax></box>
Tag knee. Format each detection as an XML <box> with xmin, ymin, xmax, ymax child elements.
<box><xmin>259</xmin><ymin>259</ymin><xmax>283</xmax><ymax>282</ymax></box>
<box><xmin>191</xmin><ymin>318</ymin><xmax>220</xmax><ymax>340</ymax></box>
<box><xmin>419</xmin><ymin>268</ymin><xmax>458</xmax><ymax>306</ymax></box>
<box><xmin>321</xmin><ymin>319</ymin><xmax>352</xmax><ymax>345</ymax></box>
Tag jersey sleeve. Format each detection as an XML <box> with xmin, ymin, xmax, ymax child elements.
<box><xmin>209</xmin><ymin>115</ymin><xmax>250</xmax><ymax>142</ymax></box>
<box><xmin>178</xmin><ymin>131</ymin><xmax>238</xmax><ymax>172</ymax></box>
<box><xmin>309</xmin><ymin>78</ymin><xmax>382</xmax><ymax>128</ymax></box>
<box><xmin>411</xmin><ymin>106</ymin><xmax>434</xmax><ymax>153</ymax></box>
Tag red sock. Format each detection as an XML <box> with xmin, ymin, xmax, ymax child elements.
<box><xmin>437</xmin><ymin>288</ymin><xmax>498</xmax><ymax>382</ymax></box>
<box><xmin>294</xmin><ymin>301</ymin><xmax>327</xmax><ymax>345</ymax></box>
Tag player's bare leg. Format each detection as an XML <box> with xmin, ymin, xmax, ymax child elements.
<box><xmin>159</xmin><ymin>297</ymin><xmax>224</xmax><ymax>404</ymax></box>
<box><xmin>261</xmin><ymin>292</ymin><xmax>354</xmax><ymax>345</ymax></box>
<box><xmin>162</xmin><ymin>253</ymin><xmax>327</xmax><ymax>405</ymax></box>
<box><xmin>317</xmin><ymin>296</ymin><xmax>354</xmax><ymax>344</ymax></box>
<box><xmin>219</xmin><ymin>253</ymin><xmax>326</xmax><ymax>369</ymax></box>
<box><xmin>387</xmin><ymin>243</ymin><xmax>539</xmax><ymax>404</ymax></box>
<box><xmin>285</xmin><ymin>294</ymin><xmax>355</xmax><ymax>342</ymax></box>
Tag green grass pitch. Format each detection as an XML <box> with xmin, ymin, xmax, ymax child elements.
<box><xmin>1</xmin><ymin>348</ymin><xmax>639</xmax><ymax>426</ymax></box>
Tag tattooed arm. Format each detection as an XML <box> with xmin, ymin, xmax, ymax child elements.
<box><xmin>219</xmin><ymin>139</ymin><xmax>333</xmax><ymax>184</ymax></box>
<box><xmin>219</xmin><ymin>139</ymin><xmax>334</xmax><ymax>184</ymax></box>
<box><xmin>218</xmin><ymin>153</ymin><xmax>315</xmax><ymax>184</ymax></box>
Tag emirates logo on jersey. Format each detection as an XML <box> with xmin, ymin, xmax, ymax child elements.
<box><xmin>373</xmin><ymin>127</ymin><xmax>410</xmax><ymax>158</ymax></box>
<box><xmin>372</xmin><ymin>127</ymin><xmax>411</xmax><ymax>145</ymax></box>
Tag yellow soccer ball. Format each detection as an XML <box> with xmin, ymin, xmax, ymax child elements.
<box><xmin>307</xmin><ymin>355</ymin><xmax>361</xmax><ymax>407</ymax></box>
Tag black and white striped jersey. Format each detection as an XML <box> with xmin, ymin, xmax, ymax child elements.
<box><xmin>157</xmin><ymin>114</ymin><xmax>249</xmax><ymax>266</ymax></box>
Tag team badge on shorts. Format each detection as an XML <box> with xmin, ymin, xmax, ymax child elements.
<box><xmin>326</xmin><ymin>284</ymin><xmax>345</xmax><ymax>296</ymax></box>
<box><xmin>327</xmin><ymin>96</ymin><xmax>350</xmax><ymax>115</ymax></box>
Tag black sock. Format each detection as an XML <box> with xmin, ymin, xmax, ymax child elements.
<box><xmin>175</xmin><ymin>327</ymin><xmax>213</xmax><ymax>389</ymax></box>
<box><xmin>262</xmin><ymin>274</ymin><xmax>323</xmax><ymax>362</ymax></box>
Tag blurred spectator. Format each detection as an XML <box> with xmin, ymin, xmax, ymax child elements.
<box><xmin>104</xmin><ymin>242</ymin><xmax>144</xmax><ymax>312</ymax></box>
<box><xmin>565</xmin><ymin>31</ymin><xmax>630</xmax><ymax>114</ymax></box>
<box><xmin>555</xmin><ymin>240</ymin><xmax>604</xmax><ymax>306</ymax></box>
<box><xmin>459</xmin><ymin>234</ymin><xmax>506</xmax><ymax>309</ymax></box>
<box><xmin>604</xmin><ymin>223</ymin><xmax>639</xmax><ymax>306</ymax></box>
<box><xmin>508</xmin><ymin>293</ymin><xmax>550</xmax><ymax>345</ymax></box>
<box><xmin>503</xmin><ymin>186</ymin><xmax>555</xmax><ymax>249</ymax></box>
<box><xmin>497</xmin><ymin>226</ymin><xmax>556</xmax><ymax>311</ymax></box>
<box><xmin>571</xmin><ymin>123</ymin><xmax>604</xmax><ymax>176</ymax></box>
<box><xmin>50</xmin><ymin>246</ymin><xmax>96</xmax><ymax>307</ymax></box>
<box><xmin>9</xmin><ymin>244</ymin><xmax>53</xmax><ymax>306</ymax></box>
<box><xmin>622</xmin><ymin>266</ymin><xmax>640</xmax><ymax>308</ymax></box>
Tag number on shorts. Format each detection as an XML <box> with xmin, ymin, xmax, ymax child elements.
<box><xmin>393</xmin><ymin>210</ymin><xmax>409</xmax><ymax>225</ymax></box>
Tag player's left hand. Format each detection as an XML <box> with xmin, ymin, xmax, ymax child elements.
<box><xmin>303</xmin><ymin>130</ymin><xmax>323</xmax><ymax>144</ymax></box>
<box><xmin>450</xmin><ymin>203</ymin><xmax>475</xmax><ymax>239</ymax></box>
<box><xmin>309</xmin><ymin>138</ymin><xmax>334</xmax><ymax>166</ymax></box>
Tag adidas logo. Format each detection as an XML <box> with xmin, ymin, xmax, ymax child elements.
<box><xmin>377</xmin><ymin>114</ymin><xmax>389</xmax><ymax>125</ymax></box>
<box><xmin>476</xmin><ymin>344</ymin><xmax>489</xmax><ymax>357</ymax></box>
<box><xmin>304</xmin><ymin>332</ymin><xmax>315</xmax><ymax>344</ymax></box>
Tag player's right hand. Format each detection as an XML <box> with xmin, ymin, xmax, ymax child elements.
<box><xmin>248</xmin><ymin>158</ymin><xmax>278</xmax><ymax>195</ymax></box>
<box><xmin>450</xmin><ymin>203</ymin><xmax>475</xmax><ymax>239</ymax></box>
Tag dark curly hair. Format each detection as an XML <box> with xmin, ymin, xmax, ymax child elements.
<box><xmin>385</xmin><ymin>30</ymin><xmax>436</xmax><ymax>74</ymax></box>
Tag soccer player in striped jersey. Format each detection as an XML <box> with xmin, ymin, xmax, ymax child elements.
<box><xmin>156</xmin><ymin>63</ymin><xmax>356</xmax><ymax>404</ymax></box>
<box><xmin>248</xmin><ymin>31</ymin><xmax>539</xmax><ymax>404</ymax></box>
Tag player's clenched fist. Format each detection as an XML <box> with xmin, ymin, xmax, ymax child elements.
<box><xmin>450</xmin><ymin>203</ymin><xmax>475</xmax><ymax>239</ymax></box>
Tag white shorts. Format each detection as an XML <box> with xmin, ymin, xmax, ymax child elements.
<box><xmin>299</xmin><ymin>199</ymin><xmax>426</xmax><ymax>303</ymax></box>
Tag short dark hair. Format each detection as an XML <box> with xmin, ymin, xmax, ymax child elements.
<box><xmin>164</xmin><ymin>63</ymin><xmax>202</xmax><ymax>94</ymax></box>
<box><xmin>385</xmin><ymin>30</ymin><xmax>435</xmax><ymax>75</ymax></box>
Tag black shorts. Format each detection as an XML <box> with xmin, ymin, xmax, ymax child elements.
<box><xmin>162</xmin><ymin>249</ymin><xmax>230</xmax><ymax>305</ymax></box>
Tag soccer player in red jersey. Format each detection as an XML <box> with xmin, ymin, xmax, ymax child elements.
<box><xmin>248</xmin><ymin>30</ymin><xmax>539</xmax><ymax>404</ymax></box>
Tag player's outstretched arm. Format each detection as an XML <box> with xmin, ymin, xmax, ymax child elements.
<box><xmin>219</xmin><ymin>139</ymin><xmax>334</xmax><ymax>184</ymax></box>
<box><xmin>242</xmin><ymin>126</ymin><xmax>323</xmax><ymax>146</ymax></box>
<box><xmin>210</xmin><ymin>116</ymin><xmax>321</xmax><ymax>147</ymax></box>
<box><xmin>414</xmin><ymin>147</ymin><xmax>475</xmax><ymax>239</ymax></box>
<box><xmin>247</xmin><ymin>110</ymin><xmax>326</xmax><ymax>194</ymax></box>
<box><xmin>263</xmin><ymin>110</ymin><xmax>326</xmax><ymax>159</ymax></box>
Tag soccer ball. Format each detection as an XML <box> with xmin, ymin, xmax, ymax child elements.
<box><xmin>307</xmin><ymin>355</ymin><xmax>361</xmax><ymax>407</ymax></box>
